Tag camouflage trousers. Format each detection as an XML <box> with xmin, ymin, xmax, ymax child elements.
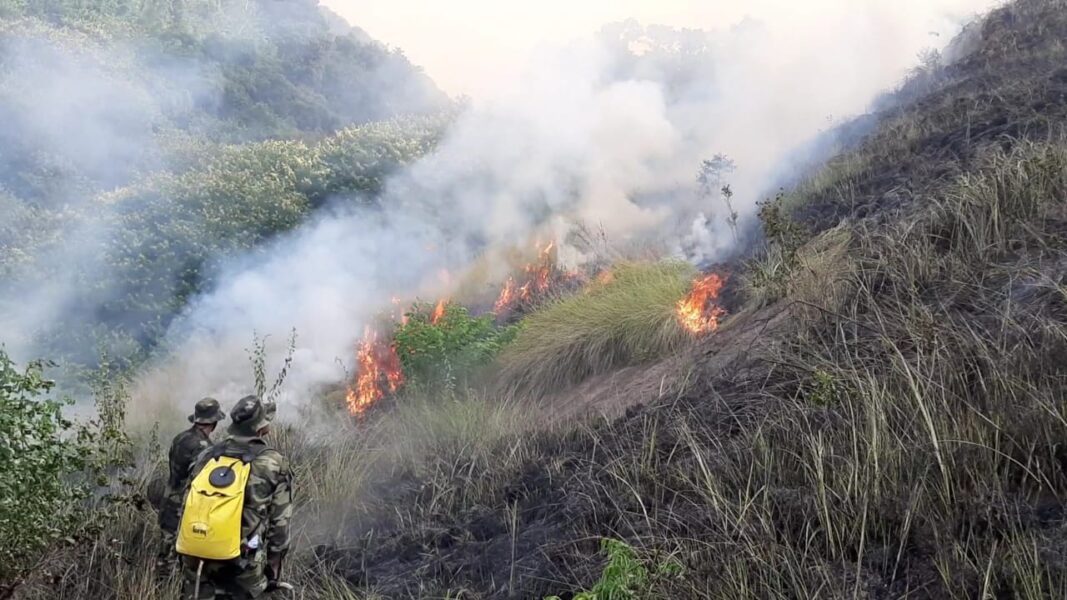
<box><xmin>157</xmin><ymin>493</ymin><xmax>181</xmax><ymax>571</ymax></box>
<box><xmin>181</xmin><ymin>553</ymin><xmax>268</xmax><ymax>599</ymax></box>
<box><xmin>157</xmin><ymin>529</ymin><xmax>178</xmax><ymax>573</ymax></box>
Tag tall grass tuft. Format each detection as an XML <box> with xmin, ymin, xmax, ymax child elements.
<box><xmin>496</xmin><ymin>261</ymin><xmax>697</xmax><ymax>395</ymax></box>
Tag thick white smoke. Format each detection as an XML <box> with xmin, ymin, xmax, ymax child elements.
<box><xmin>136</xmin><ymin>1</ymin><xmax>1000</xmax><ymax>415</ymax></box>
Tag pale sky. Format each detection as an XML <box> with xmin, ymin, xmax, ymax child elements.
<box><xmin>321</xmin><ymin>0</ymin><xmax>1000</xmax><ymax>97</ymax></box>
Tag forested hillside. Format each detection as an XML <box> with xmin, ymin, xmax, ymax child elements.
<box><xmin>0</xmin><ymin>0</ymin><xmax>452</xmax><ymax>367</ymax></box>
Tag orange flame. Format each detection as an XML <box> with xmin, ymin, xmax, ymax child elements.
<box><xmin>676</xmin><ymin>273</ymin><xmax>727</xmax><ymax>335</ymax></box>
<box><xmin>494</xmin><ymin>277</ymin><xmax>518</xmax><ymax>313</ymax></box>
<box><xmin>528</xmin><ymin>241</ymin><xmax>554</xmax><ymax>293</ymax></box>
<box><xmin>431</xmin><ymin>298</ymin><xmax>448</xmax><ymax>324</ymax></box>
<box><xmin>345</xmin><ymin>327</ymin><xmax>404</xmax><ymax>416</ymax></box>
<box><xmin>495</xmin><ymin>241</ymin><xmax>558</xmax><ymax>315</ymax></box>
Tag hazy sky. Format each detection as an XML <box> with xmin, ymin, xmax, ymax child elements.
<box><xmin>322</xmin><ymin>0</ymin><xmax>1001</xmax><ymax>97</ymax></box>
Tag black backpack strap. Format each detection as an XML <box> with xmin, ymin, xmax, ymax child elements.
<box><xmin>240</xmin><ymin>441</ymin><xmax>271</xmax><ymax>464</ymax></box>
<box><xmin>241</xmin><ymin>446</ymin><xmax>264</xmax><ymax>463</ymax></box>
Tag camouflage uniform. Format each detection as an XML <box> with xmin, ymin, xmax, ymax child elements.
<box><xmin>159</xmin><ymin>398</ymin><xmax>225</xmax><ymax>568</ymax></box>
<box><xmin>181</xmin><ymin>397</ymin><xmax>292</xmax><ymax>600</ymax></box>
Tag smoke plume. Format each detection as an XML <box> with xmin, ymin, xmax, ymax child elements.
<box><xmin>138</xmin><ymin>1</ymin><xmax>1000</xmax><ymax>416</ymax></box>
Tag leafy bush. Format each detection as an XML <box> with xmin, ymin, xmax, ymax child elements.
<box><xmin>0</xmin><ymin>352</ymin><xmax>95</xmax><ymax>589</ymax></box>
<box><xmin>497</xmin><ymin>261</ymin><xmax>696</xmax><ymax>395</ymax></box>
<box><xmin>393</xmin><ymin>302</ymin><xmax>517</xmax><ymax>396</ymax></box>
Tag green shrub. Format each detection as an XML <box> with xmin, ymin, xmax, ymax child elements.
<box><xmin>393</xmin><ymin>302</ymin><xmax>517</xmax><ymax>396</ymax></box>
<box><xmin>497</xmin><ymin>261</ymin><xmax>695</xmax><ymax>395</ymax></box>
<box><xmin>546</xmin><ymin>539</ymin><xmax>682</xmax><ymax>600</ymax></box>
<box><xmin>0</xmin><ymin>352</ymin><xmax>93</xmax><ymax>588</ymax></box>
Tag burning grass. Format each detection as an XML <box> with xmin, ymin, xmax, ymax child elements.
<box><xmin>345</xmin><ymin>328</ymin><xmax>404</xmax><ymax>416</ymax></box>
<box><xmin>23</xmin><ymin>143</ymin><xmax>1067</xmax><ymax>599</ymax></box>
<box><xmin>675</xmin><ymin>272</ymin><xmax>727</xmax><ymax>334</ymax></box>
<box><xmin>316</xmin><ymin>141</ymin><xmax>1067</xmax><ymax>600</ymax></box>
<box><xmin>496</xmin><ymin>261</ymin><xmax>698</xmax><ymax>395</ymax></box>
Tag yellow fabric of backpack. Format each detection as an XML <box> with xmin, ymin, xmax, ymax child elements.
<box><xmin>176</xmin><ymin>454</ymin><xmax>253</xmax><ymax>560</ymax></box>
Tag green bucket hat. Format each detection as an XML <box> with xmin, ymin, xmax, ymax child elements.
<box><xmin>227</xmin><ymin>395</ymin><xmax>277</xmax><ymax>437</ymax></box>
<box><xmin>188</xmin><ymin>397</ymin><xmax>226</xmax><ymax>424</ymax></box>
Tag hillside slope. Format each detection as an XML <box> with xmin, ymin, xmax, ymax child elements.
<box><xmin>316</xmin><ymin>1</ymin><xmax>1067</xmax><ymax>597</ymax></box>
<box><xmin>0</xmin><ymin>0</ymin><xmax>452</xmax><ymax>367</ymax></box>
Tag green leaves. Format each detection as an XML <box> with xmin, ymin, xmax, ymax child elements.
<box><xmin>0</xmin><ymin>352</ymin><xmax>87</xmax><ymax>584</ymax></box>
<box><xmin>0</xmin><ymin>349</ymin><xmax>134</xmax><ymax>588</ymax></box>
<box><xmin>393</xmin><ymin>302</ymin><xmax>517</xmax><ymax>396</ymax></box>
<box><xmin>544</xmin><ymin>539</ymin><xmax>684</xmax><ymax>600</ymax></box>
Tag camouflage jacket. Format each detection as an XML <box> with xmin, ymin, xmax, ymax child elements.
<box><xmin>159</xmin><ymin>426</ymin><xmax>212</xmax><ymax>531</ymax></box>
<box><xmin>187</xmin><ymin>436</ymin><xmax>293</xmax><ymax>560</ymax></box>
<box><xmin>168</xmin><ymin>426</ymin><xmax>212</xmax><ymax>491</ymax></box>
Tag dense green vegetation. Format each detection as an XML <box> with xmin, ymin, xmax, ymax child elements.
<box><xmin>1</xmin><ymin>0</ymin><xmax>446</xmax><ymax>144</ymax></box>
<box><xmin>0</xmin><ymin>349</ymin><xmax>130</xmax><ymax>594</ymax></box>
<box><xmin>2</xmin><ymin>116</ymin><xmax>448</xmax><ymax>368</ymax></box>
<box><xmin>0</xmin><ymin>0</ymin><xmax>454</xmax><ymax>368</ymax></box>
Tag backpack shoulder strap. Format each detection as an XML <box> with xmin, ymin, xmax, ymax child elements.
<box><xmin>239</xmin><ymin>440</ymin><xmax>271</xmax><ymax>464</ymax></box>
<box><xmin>241</xmin><ymin>445</ymin><xmax>267</xmax><ymax>463</ymax></box>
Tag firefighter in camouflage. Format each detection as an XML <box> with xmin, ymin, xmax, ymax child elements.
<box><xmin>179</xmin><ymin>396</ymin><xmax>293</xmax><ymax>599</ymax></box>
<box><xmin>158</xmin><ymin>398</ymin><xmax>225</xmax><ymax>569</ymax></box>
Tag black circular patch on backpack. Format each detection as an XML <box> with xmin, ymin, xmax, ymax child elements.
<box><xmin>209</xmin><ymin>466</ymin><xmax>236</xmax><ymax>488</ymax></box>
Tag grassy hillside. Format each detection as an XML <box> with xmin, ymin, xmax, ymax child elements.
<box><xmin>301</xmin><ymin>1</ymin><xmax>1067</xmax><ymax>597</ymax></box>
<box><xmin>7</xmin><ymin>0</ymin><xmax>1067</xmax><ymax>598</ymax></box>
<box><xmin>497</xmin><ymin>261</ymin><xmax>696</xmax><ymax>396</ymax></box>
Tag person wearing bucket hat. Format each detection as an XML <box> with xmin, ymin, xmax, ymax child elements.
<box><xmin>226</xmin><ymin>394</ymin><xmax>276</xmax><ymax>438</ymax></box>
<box><xmin>180</xmin><ymin>395</ymin><xmax>293</xmax><ymax>599</ymax></box>
<box><xmin>157</xmin><ymin>398</ymin><xmax>226</xmax><ymax>569</ymax></box>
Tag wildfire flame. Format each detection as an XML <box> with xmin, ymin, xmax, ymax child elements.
<box><xmin>676</xmin><ymin>273</ymin><xmax>727</xmax><ymax>335</ymax></box>
<box><xmin>345</xmin><ymin>327</ymin><xmax>404</xmax><ymax>416</ymax></box>
<box><xmin>494</xmin><ymin>276</ymin><xmax>518</xmax><ymax>313</ymax></box>
<box><xmin>431</xmin><ymin>298</ymin><xmax>448</xmax><ymax>324</ymax></box>
<box><xmin>494</xmin><ymin>241</ymin><xmax>558</xmax><ymax>315</ymax></box>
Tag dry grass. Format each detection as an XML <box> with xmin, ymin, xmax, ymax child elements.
<box><xmin>744</xmin><ymin>223</ymin><xmax>853</xmax><ymax>308</ymax></box>
<box><xmin>275</xmin><ymin>142</ymin><xmax>1067</xmax><ymax>599</ymax></box>
<box><xmin>677</xmin><ymin>141</ymin><xmax>1067</xmax><ymax>598</ymax></box>
<box><xmin>496</xmin><ymin>261</ymin><xmax>696</xmax><ymax>396</ymax></box>
<box><xmin>15</xmin><ymin>143</ymin><xmax>1067</xmax><ymax>597</ymax></box>
<box><xmin>8</xmin><ymin>390</ymin><xmax>543</xmax><ymax>600</ymax></box>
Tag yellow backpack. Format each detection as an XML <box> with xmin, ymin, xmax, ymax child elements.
<box><xmin>176</xmin><ymin>447</ymin><xmax>263</xmax><ymax>560</ymax></box>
